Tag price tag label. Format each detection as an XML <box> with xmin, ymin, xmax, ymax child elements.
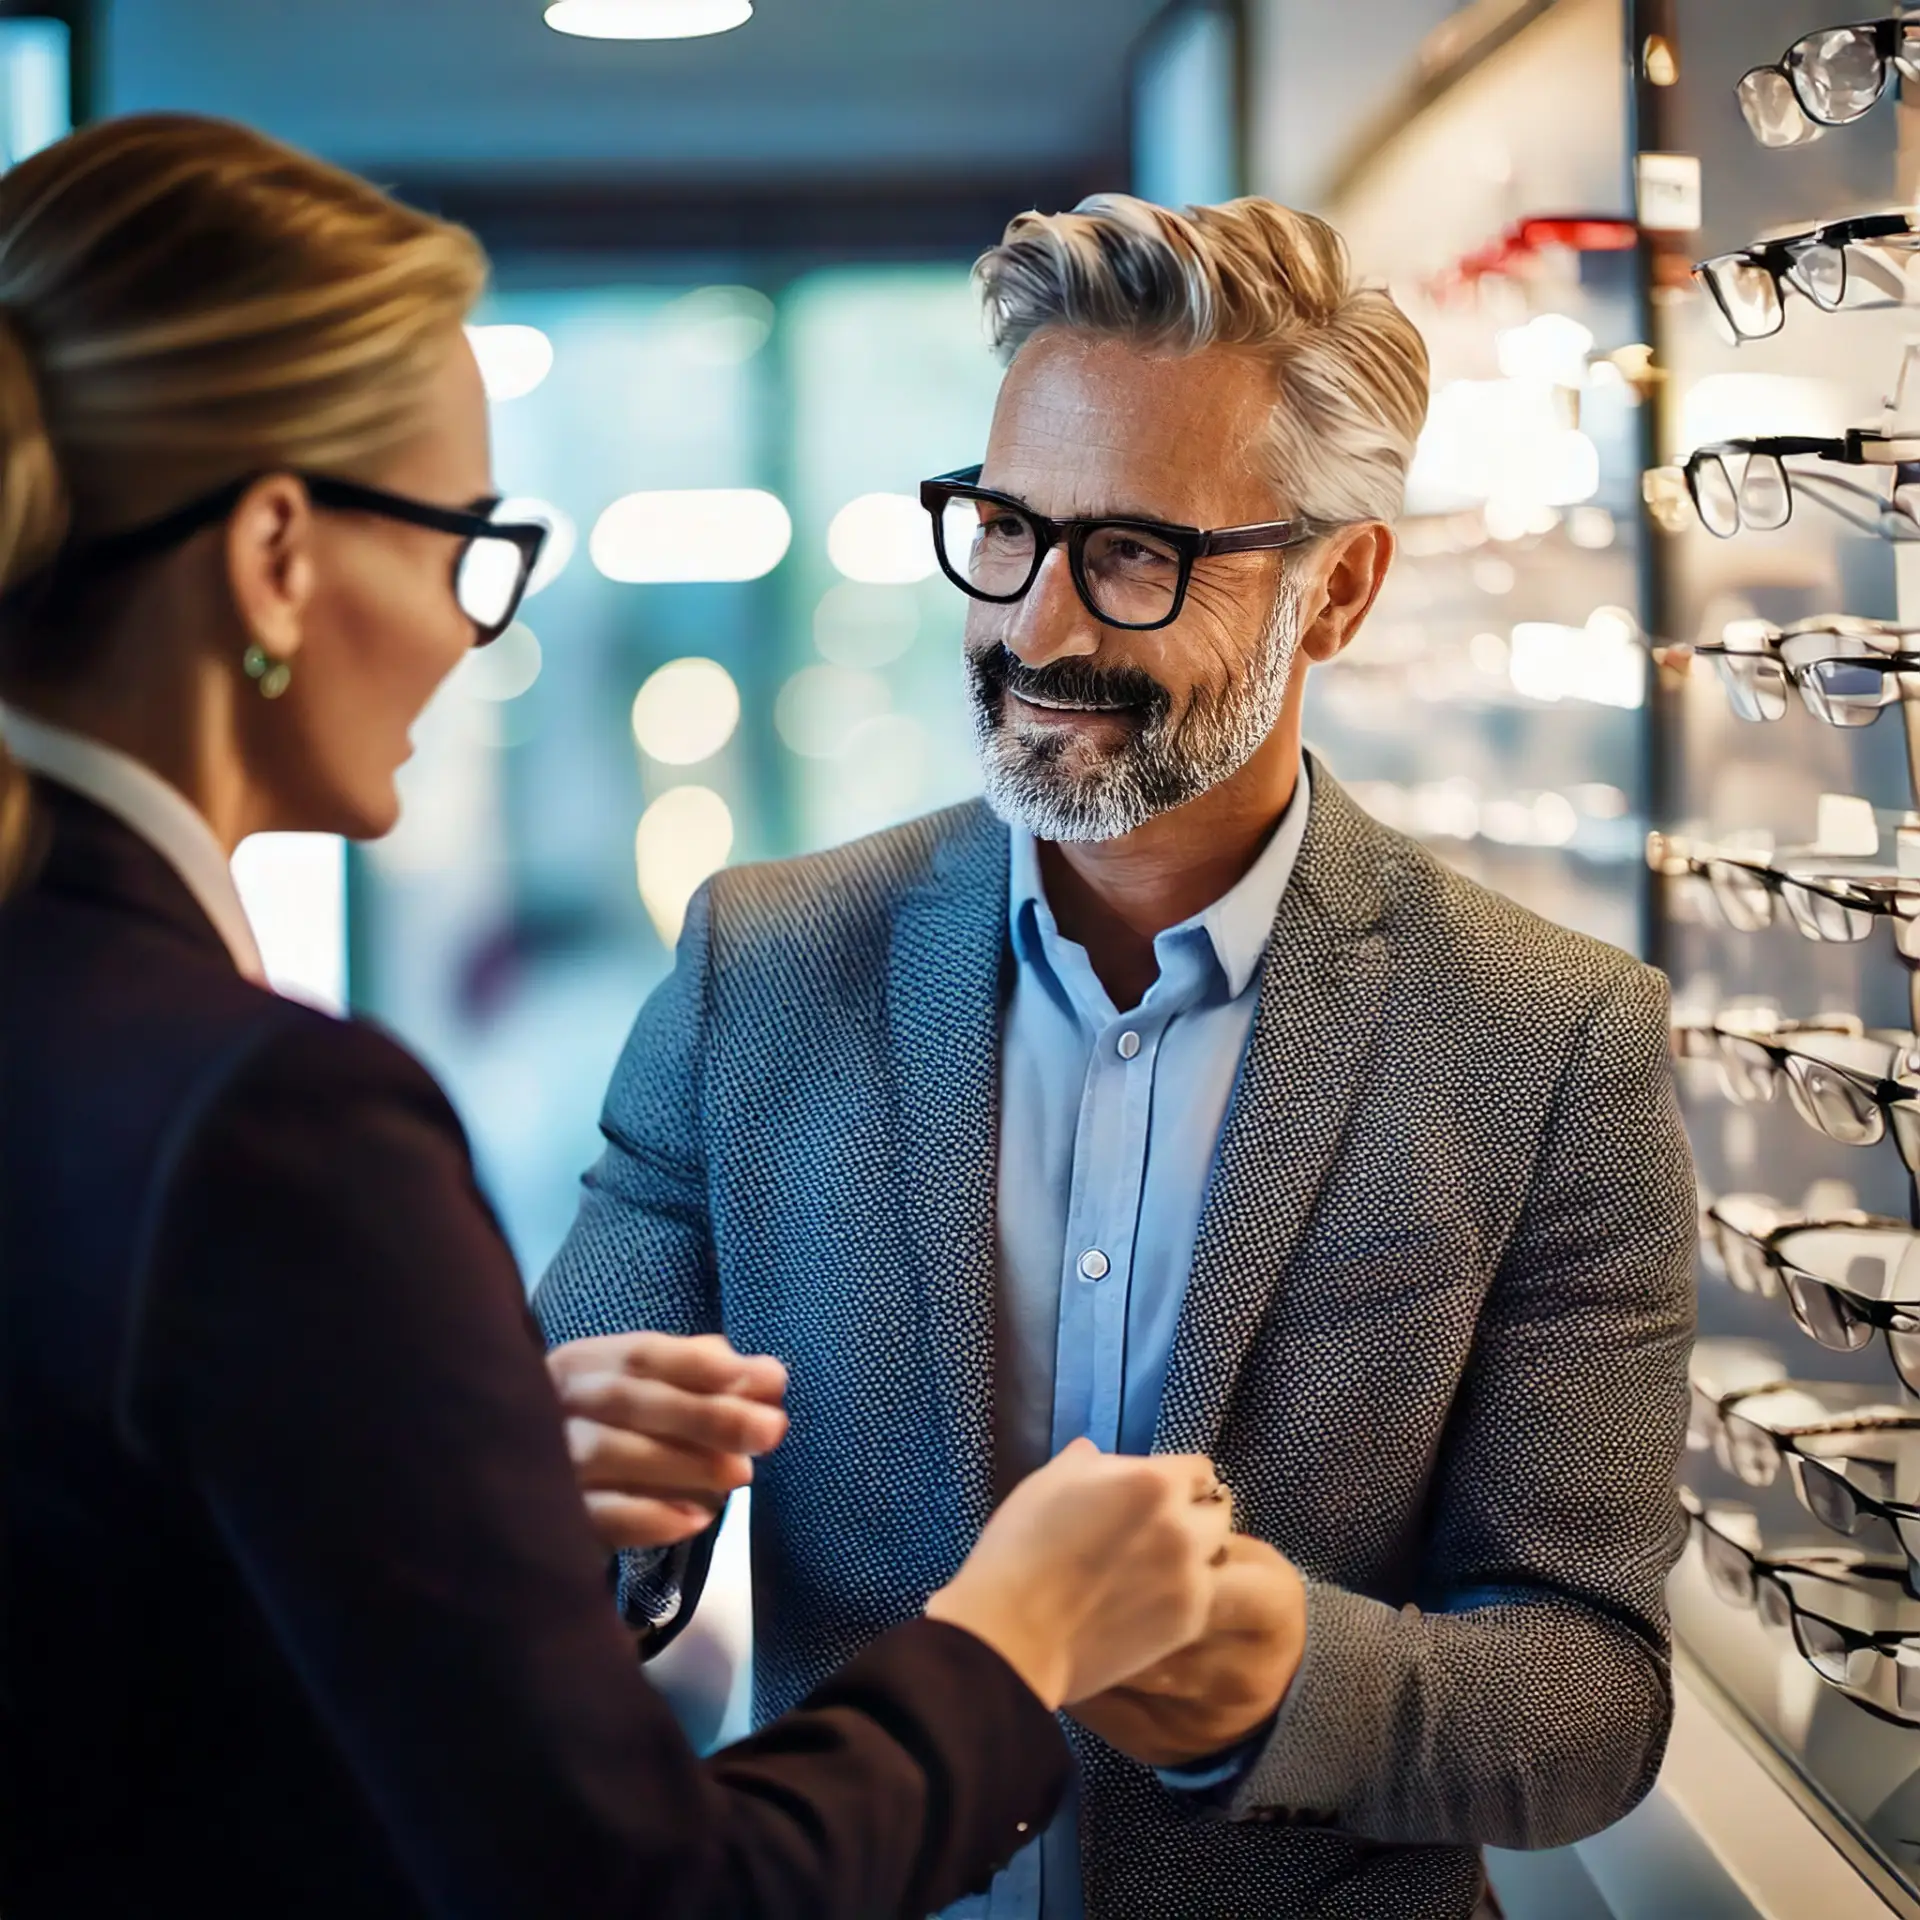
<box><xmin>1637</xmin><ymin>152</ymin><xmax>1702</xmax><ymax>233</ymax></box>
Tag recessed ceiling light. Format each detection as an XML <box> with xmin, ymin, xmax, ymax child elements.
<box><xmin>545</xmin><ymin>0</ymin><xmax>752</xmax><ymax>39</ymax></box>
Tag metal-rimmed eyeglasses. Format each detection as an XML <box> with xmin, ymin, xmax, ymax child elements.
<box><xmin>1739</xmin><ymin>16</ymin><xmax>1920</xmax><ymax>149</ymax></box>
<box><xmin>1702</xmin><ymin>1191</ymin><xmax>1920</xmax><ymax>1390</ymax></box>
<box><xmin>1694</xmin><ymin>211</ymin><xmax>1920</xmax><ymax>342</ymax></box>
<box><xmin>1673</xmin><ymin>1013</ymin><xmax>1920</xmax><ymax>1170</ymax></box>
<box><xmin>1683</xmin><ymin>1489</ymin><xmax>1920</xmax><ymax>1725</ymax></box>
<box><xmin>918</xmin><ymin>464</ymin><xmax>1339</xmax><ymax>633</ymax></box>
<box><xmin>1687</xmin><ymin>615</ymin><xmax>1920</xmax><ymax>727</ymax></box>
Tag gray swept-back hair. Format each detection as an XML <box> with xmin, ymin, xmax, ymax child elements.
<box><xmin>974</xmin><ymin>193</ymin><xmax>1430</xmax><ymax>526</ymax></box>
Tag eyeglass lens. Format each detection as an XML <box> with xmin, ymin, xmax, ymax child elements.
<box><xmin>1712</xmin><ymin>652</ymin><xmax>1792</xmax><ymax>723</ymax></box>
<box><xmin>455</xmin><ymin>522</ymin><xmax>534</xmax><ymax>639</ymax></box>
<box><xmin>1780</xmin><ymin>881</ymin><xmax>1876</xmax><ymax>943</ymax></box>
<box><xmin>1785</xmin><ymin>1054</ymin><xmax>1887</xmax><ymax>1143</ymax></box>
<box><xmin>1694</xmin><ymin>455</ymin><xmax>1741</xmax><ymax>536</ymax></box>
<box><xmin>937</xmin><ymin>495</ymin><xmax>1187</xmax><ymax>628</ymax></box>
<box><xmin>1792</xmin><ymin>26</ymin><xmax>1892</xmax><ymax>124</ymax></box>
<box><xmin>1801</xmin><ymin>657</ymin><xmax>1904</xmax><ymax>724</ymax></box>
<box><xmin>1740</xmin><ymin>65</ymin><xmax>1826</xmax><ymax>146</ymax></box>
<box><xmin>1708</xmin><ymin>259</ymin><xmax>1785</xmax><ymax>341</ymax></box>
<box><xmin>1791</xmin><ymin>242</ymin><xmax>1850</xmax><ymax>309</ymax></box>
<box><xmin>1783</xmin><ymin>1270</ymin><xmax>1877</xmax><ymax>1351</ymax></box>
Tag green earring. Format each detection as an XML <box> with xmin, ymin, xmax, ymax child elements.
<box><xmin>243</xmin><ymin>644</ymin><xmax>293</xmax><ymax>701</ymax></box>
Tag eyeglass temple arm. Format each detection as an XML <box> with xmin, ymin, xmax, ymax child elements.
<box><xmin>1198</xmin><ymin>520</ymin><xmax>1327</xmax><ymax>557</ymax></box>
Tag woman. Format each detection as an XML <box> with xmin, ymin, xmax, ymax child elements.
<box><xmin>0</xmin><ymin>115</ymin><xmax>1232</xmax><ymax>1917</ymax></box>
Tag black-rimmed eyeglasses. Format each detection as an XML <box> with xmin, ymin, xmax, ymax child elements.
<box><xmin>1738</xmin><ymin>16</ymin><xmax>1920</xmax><ymax>149</ymax></box>
<box><xmin>1695</xmin><ymin>211</ymin><xmax>1920</xmax><ymax>342</ymax></box>
<box><xmin>25</xmin><ymin>471</ymin><xmax>550</xmax><ymax>645</ymax></box>
<box><xmin>1645</xmin><ymin>431</ymin><xmax>1920</xmax><ymax>542</ymax></box>
<box><xmin>918</xmin><ymin>464</ymin><xmax>1338</xmax><ymax>633</ymax></box>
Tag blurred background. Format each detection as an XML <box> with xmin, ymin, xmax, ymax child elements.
<box><xmin>0</xmin><ymin>0</ymin><xmax>1644</xmax><ymax>1282</ymax></box>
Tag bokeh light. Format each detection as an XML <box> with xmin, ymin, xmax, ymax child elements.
<box><xmin>467</xmin><ymin>324</ymin><xmax>554</xmax><ymax>401</ymax></box>
<box><xmin>631</xmin><ymin>657</ymin><xmax>742</xmax><ymax>766</ymax></box>
<box><xmin>635</xmin><ymin>786</ymin><xmax>735</xmax><ymax>945</ymax></box>
<box><xmin>812</xmin><ymin>580</ymin><xmax>920</xmax><ymax>668</ymax></box>
<box><xmin>774</xmin><ymin>663</ymin><xmax>890</xmax><ymax>758</ymax></box>
<box><xmin>827</xmin><ymin>492</ymin><xmax>936</xmax><ymax>584</ymax></box>
<box><xmin>591</xmin><ymin>489</ymin><xmax>792</xmax><ymax>584</ymax></box>
<box><xmin>546</xmin><ymin>0</ymin><xmax>753</xmax><ymax>39</ymax></box>
<box><xmin>463</xmin><ymin>621</ymin><xmax>543</xmax><ymax>702</ymax></box>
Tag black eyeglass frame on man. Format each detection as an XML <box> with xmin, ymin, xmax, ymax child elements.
<box><xmin>6</xmin><ymin>470</ymin><xmax>550</xmax><ymax>646</ymax></box>
<box><xmin>918</xmin><ymin>463</ymin><xmax>1341</xmax><ymax>634</ymax></box>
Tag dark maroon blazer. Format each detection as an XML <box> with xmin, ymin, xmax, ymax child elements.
<box><xmin>0</xmin><ymin>779</ymin><xmax>1066</xmax><ymax>1918</ymax></box>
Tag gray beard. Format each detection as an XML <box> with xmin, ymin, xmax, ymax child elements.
<box><xmin>969</xmin><ymin>577</ymin><xmax>1302</xmax><ymax>844</ymax></box>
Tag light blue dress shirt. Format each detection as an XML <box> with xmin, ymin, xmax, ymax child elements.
<box><xmin>946</xmin><ymin>767</ymin><xmax>1311</xmax><ymax>1920</ymax></box>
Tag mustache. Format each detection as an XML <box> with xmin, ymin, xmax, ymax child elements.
<box><xmin>968</xmin><ymin>645</ymin><xmax>1173</xmax><ymax>726</ymax></box>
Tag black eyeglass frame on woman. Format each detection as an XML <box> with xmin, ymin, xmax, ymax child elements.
<box><xmin>1738</xmin><ymin>16</ymin><xmax>1920</xmax><ymax>148</ymax></box>
<box><xmin>11</xmin><ymin>470</ymin><xmax>550</xmax><ymax>646</ymax></box>
<box><xmin>1694</xmin><ymin>211</ymin><xmax>1920</xmax><ymax>342</ymax></box>
<box><xmin>917</xmin><ymin>463</ymin><xmax>1341</xmax><ymax>634</ymax></box>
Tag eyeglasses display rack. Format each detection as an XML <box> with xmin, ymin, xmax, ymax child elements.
<box><xmin>1314</xmin><ymin>0</ymin><xmax>1650</xmax><ymax>958</ymax></box>
<box><xmin>1640</xmin><ymin>1</ymin><xmax>1920</xmax><ymax>1902</ymax></box>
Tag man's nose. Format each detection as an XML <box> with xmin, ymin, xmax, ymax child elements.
<box><xmin>1001</xmin><ymin>544</ymin><xmax>1101</xmax><ymax>668</ymax></box>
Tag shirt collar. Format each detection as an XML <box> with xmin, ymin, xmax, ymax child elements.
<box><xmin>1008</xmin><ymin>759</ymin><xmax>1312</xmax><ymax>1002</ymax></box>
<box><xmin>1</xmin><ymin>706</ymin><xmax>267</xmax><ymax>984</ymax></box>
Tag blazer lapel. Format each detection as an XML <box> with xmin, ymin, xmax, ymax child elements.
<box><xmin>1154</xmin><ymin>766</ymin><xmax>1395</xmax><ymax>1458</ymax></box>
<box><xmin>884</xmin><ymin>802</ymin><xmax>1010</xmax><ymax>1542</ymax></box>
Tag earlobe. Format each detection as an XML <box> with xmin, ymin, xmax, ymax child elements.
<box><xmin>225</xmin><ymin>474</ymin><xmax>314</xmax><ymax>664</ymax></box>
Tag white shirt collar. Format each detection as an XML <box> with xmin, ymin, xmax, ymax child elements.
<box><xmin>1</xmin><ymin>706</ymin><xmax>267</xmax><ymax>984</ymax></box>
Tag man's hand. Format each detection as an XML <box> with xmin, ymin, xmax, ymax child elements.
<box><xmin>1068</xmin><ymin>1534</ymin><xmax>1306</xmax><ymax>1769</ymax></box>
<box><xmin>546</xmin><ymin>1332</ymin><xmax>788</xmax><ymax>1551</ymax></box>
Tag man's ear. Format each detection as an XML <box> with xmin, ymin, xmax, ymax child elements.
<box><xmin>223</xmin><ymin>474</ymin><xmax>318</xmax><ymax>662</ymax></box>
<box><xmin>1297</xmin><ymin>522</ymin><xmax>1394</xmax><ymax>666</ymax></box>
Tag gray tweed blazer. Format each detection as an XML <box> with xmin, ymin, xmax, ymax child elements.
<box><xmin>536</xmin><ymin>761</ymin><xmax>1697</xmax><ymax>1920</ymax></box>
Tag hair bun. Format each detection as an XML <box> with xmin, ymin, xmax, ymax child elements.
<box><xmin>0</xmin><ymin>302</ymin><xmax>70</xmax><ymax>601</ymax></box>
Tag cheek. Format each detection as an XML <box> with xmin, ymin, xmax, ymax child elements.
<box><xmin>316</xmin><ymin>554</ymin><xmax>473</xmax><ymax>744</ymax></box>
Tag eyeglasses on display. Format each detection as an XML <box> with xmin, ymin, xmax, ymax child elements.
<box><xmin>1738</xmin><ymin>16</ymin><xmax>1920</xmax><ymax>149</ymax></box>
<box><xmin>1701</xmin><ymin>1192</ymin><xmax>1920</xmax><ymax>1389</ymax></box>
<box><xmin>1686</xmin><ymin>615</ymin><xmax>1920</xmax><ymax>727</ymax></box>
<box><xmin>1695</xmin><ymin>211</ymin><xmax>1920</xmax><ymax>342</ymax></box>
<box><xmin>1688</xmin><ymin>1352</ymin><xmax>1920</xmax><ymax>1579</ymax></box>
<box><xmin>1648</xmin><ymin>835</ymin><xmax>1888</xmax><ymax>939</ymax></box>
<box><xmin>1644</xmin><ymin>431</ymin><xmax>1920</xmax><ymax>542</ymax></box>
<box><xmin>1683</xmin><ymin>1488</ymin><xmax>1920</xmax><ymax>1726</ymax></box>
<box><xmin>1673</xmin><ymin>1014</ymin><xmax>1920</xmax><ymax>1169</ymax></box>
<box><xmin>918</xmin><ymin>465</ymin><xmax>1338</xmax><ymax>632</ymax></box>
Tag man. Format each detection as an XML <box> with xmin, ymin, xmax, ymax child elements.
<box><xmin>537</xmin><ymin>194</ymin><xmax>1696</xmax><ymax>1919</ymax></box>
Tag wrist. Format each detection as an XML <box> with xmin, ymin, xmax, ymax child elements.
<box><xmin>925</xmin><ymin>1578</ymin><xmax>1070</xmax><ymax>1711</ymax></box>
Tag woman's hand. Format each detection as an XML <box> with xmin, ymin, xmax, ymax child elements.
<box><xmin>545</xmin><ymin>1331</ymin><xmax>788</xmax><ymax>1550</ymax></box>
<box><xmin>924</xmin><ymin>1438</ymin><xmax>1232</xmax><ymax>1711</ymax></box>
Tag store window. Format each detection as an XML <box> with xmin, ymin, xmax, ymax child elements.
<box><xmin>353</xmin><ymin>263</ymin><xmax>1001</xmax><ymax>1274</ymax></box>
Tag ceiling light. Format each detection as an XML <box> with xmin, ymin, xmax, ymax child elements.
<box><xmin>545</xmin><ymin>0</ymin><xmax>753</xmax><ymax>40</ymax></box>
<box><xmin>631</xmin><ymin>658</ymin><xmax>741</xmax><ymax>766</ymax></box>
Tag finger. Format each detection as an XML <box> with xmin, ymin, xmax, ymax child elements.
<box><xmin>623</xmin><ymin>1332</ymin><xmax>789</xmax><ymax>1404</ymax></box>
<box><xmin>1154</xmin><ymin>1452</ymin><xmax>1231</xmax><ymax>1507</ymax></box>
<box><xmin>564</xmin><ymin>1419</ymin><xmax>756</xmax><ymax>1498</ymax></box>
<box><xmin>556</xmin><ymin>1372</ymin><xmax>788</xmax><ymax>1456</ymax></box>
<box><xmin>581</xmin><ymin>1489</ymin><xmax>719</xmax><ymax>1551</ymax></box>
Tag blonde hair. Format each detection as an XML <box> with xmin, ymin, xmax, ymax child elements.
<box><xmin>975</xmin><ymin>194</ymin><xmax>1430</xmax><ymax>527</ymax></box>
<box><xmin>0</xmin><ymin>111</ymin><xmax>487</xmax><ymax>892</ymax></box>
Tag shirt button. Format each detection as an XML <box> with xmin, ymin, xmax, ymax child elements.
<box><xmin>1117</xmin><ymin>1030</ymin><xmax>1141</xmax><ymax>1059</ymax></box>
<box><xmin>1078</xmin><ymin>1248</ymin><xmax>1110</xmax><ymax>1281</ymax></box>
